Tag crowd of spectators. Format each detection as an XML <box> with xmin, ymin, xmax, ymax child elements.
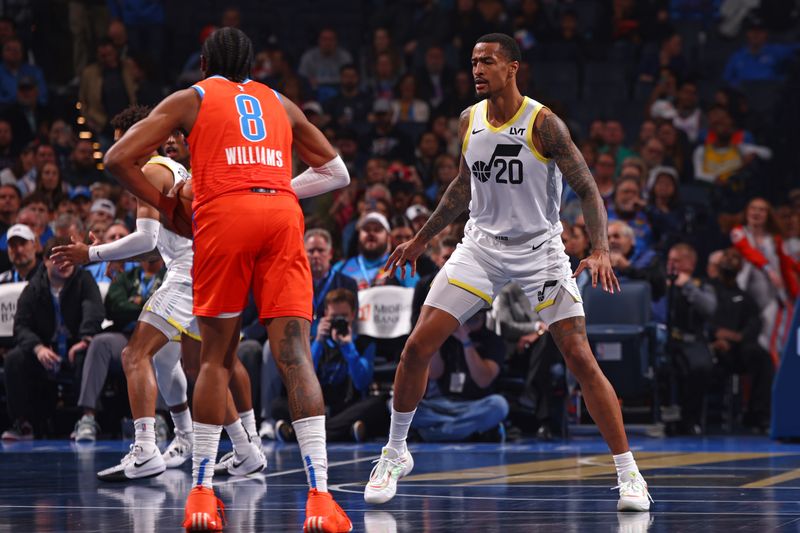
<box><xmin>0</xmin><ymin>1</ymin><xmax>798</xmax><ymax>442</ymax></box>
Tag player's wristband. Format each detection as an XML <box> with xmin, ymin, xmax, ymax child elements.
<box><xmin>461</xmin><ymin>340</ymin><xmax>474</xmax><ymax>349</ymax></box>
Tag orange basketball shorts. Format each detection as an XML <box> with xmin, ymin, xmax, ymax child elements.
<box><xmin>191</xmin><ymin>191</ymin><xmax>312</xmax><ymax>321</ymax></box>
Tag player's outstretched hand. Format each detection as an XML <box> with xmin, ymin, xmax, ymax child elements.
<box><xmin>385</xmin><ymin>237</ymin><xmax>426</xmax><ymax>279</ymax></box>
<box><xmin>573</xmin><ymin>249</ymin><xmax>621</xmax><ymax>294</ymax></box>
<box><xmin>50</xmin><ymin>232</ymin><xmax>99</xmax><ymax>267</ymax></box>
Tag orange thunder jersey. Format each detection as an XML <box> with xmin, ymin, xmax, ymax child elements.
<box><xmin>188</xmin><ymin>75</ymin><xmax>294</xmax><ymax>209</ymax></box>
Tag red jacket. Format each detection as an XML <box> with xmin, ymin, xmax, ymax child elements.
<box><xmin>731</xmin><ymin>225</ymin><xmax>800</xmax><ymax>299</ymax></box>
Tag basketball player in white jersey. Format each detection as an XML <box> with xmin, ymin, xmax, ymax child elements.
<box><xmin>364</xmin><ymin>34</ymin><xmax>652</xmax><ymax>512</ymax></box>
<box><xmin>52</xmin><ymin>107</ymin><xmax>267</xmax><ymax>480</ymax></box>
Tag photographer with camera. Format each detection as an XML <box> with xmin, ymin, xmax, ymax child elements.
<box><xmin>272</xmin><ymin>288</ymin><xmax>388</xmax><ymax>442</ymax></box>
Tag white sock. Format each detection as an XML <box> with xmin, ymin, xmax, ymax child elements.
<box><xmin>134</xmin><ymin>417</ymin><xmax>156</xmax><ymax>452</ymax></box>
<box><xmin>224</xmin><ymin>419</ymin><xmax>250</xmax><ymax>453</ymax></box>
<box><xmin>293</xmin><ymin>415</ymin><xmax>328</xmax><ymax>492</ymax></box>
<box><xmin>387</xmin><ymin>407</ymin><xmax>416</xmax><ymax>453</ymax></box>
<box><xmin>238</xmin><ymin>409</ymin><xmax>257</xmax><ymax>441</ymax></box>
<box><xmin>192</xmin><ymin>422</ymin><xmax>222</xmax><ymax>488</ymax></box>
<box><xmin>613</xmin><ymin>451</ymin><xmax>640</xmax><ymax>482</ymax></box>
<box><xmin>171</xmin><ymin>408</ymin><xmax>193</xmax><ymax>435</ymax></box>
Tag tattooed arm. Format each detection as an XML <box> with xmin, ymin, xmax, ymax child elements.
<box><xmin>537</xmin><ymin>109</ymin><xmax>620</xmax><ymax>292</ymax></box>
<box><xmin>385</xmin><ymin>106</ymin><xmax>473</xmax><ymax>277</ymax></box>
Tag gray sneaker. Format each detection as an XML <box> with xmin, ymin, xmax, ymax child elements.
<box><xmin>70</xmin><ymin>415</ymin><xmax>99</xmax><ymax>442</ymax></box>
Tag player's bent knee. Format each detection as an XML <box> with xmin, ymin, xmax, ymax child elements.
<box><xmin>400</xmin><ymin>337</ymin><xmax>437</xmax><ymax>368</ymax></box>
<box><xmin>562</xmin><ymin>348</ymin><xmax>600</xmax><ymax>380</ymax></box>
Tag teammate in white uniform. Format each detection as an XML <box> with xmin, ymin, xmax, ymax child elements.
<box><xmin>364</xmin><ymin>34</ymin><xmax>652</xmax><ymax>512</ymax></box>
<box><xmin>52</xmin><ymin>107</ymin><xmax>266</xmax><ymax>481</ymax></box>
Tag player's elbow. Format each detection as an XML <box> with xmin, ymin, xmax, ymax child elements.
<box><xmin>103</xmin><ymin>145</ymin><xmax>125</xmax><ymax>175</ymax></box>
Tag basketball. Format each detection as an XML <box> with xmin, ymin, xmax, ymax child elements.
<box><xmin>171</xmin><ymin>179</ymin><xmax>193</xmax><ymax>238</ymax></box>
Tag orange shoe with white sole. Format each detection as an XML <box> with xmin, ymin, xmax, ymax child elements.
<box><xmin>183</xmin><ymin>486</ymin><xmax>225</xmax><ymax>531</ymax></box>
<box><xmin>303</xmin><ymin>489</ymin><xmax>353</xmax><ymax>533</ymax></box>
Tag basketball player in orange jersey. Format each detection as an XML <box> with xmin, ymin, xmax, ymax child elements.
<box><xmin>105</xmin><ymin>28</ymin><xmax>352</xmax><ymax>532</ymax></box>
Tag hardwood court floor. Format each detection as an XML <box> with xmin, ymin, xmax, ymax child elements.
<box><xmin>1</xmin><ymin>435</ymin><xmax>799</xmax><ymax>532</ymax></box>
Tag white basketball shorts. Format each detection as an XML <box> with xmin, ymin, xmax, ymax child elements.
<box><xmin>424</xmin><ymin>221</ymin><xmax>584</xmax><ymax>325</ymax></box>
<box><xmin>139</xmin><ymin>277</ymin><xmax>201</xmax><ymax>342</ymax></box>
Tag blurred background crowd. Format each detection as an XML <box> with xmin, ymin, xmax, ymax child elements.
<box><xmin>0</xmin><ymin>0</ymin><xmax>798</xmax><ymax>445</ymax></box>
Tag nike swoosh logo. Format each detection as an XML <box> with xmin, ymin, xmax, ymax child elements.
<box><xmin>133</xmin><ymin>456</ymin><xmax>155</xmax><ymax>468</ymax></box>
<box><xmin>472</xmin><ymin>128</ymin><xmax>484</xmax><ymax>135</ymax></box>
<box><xmin>532</xmin><ymin>241</ymin><xmax>545</xmax><ymax>251</ymax></box>
<box><xmin>232</xmin><ymin>459</ymin><xmax>246</xmax><ymax>468</ymax></box>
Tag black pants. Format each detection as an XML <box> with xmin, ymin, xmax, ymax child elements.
<box><xmin>4</xmin><ymin>347</ymin><xmax>82</xmax><ymax>426</ymax></box>
<box><xmin>512</xmin><ymin>333</ymin><xmax>566</xmax><ymax>430</ymax></box>
<box><xmin>716</xmin><ymin>342</ymin><xmax>774</xmax><ymax>425</ymax></box>
<box><xmin>272</xmin><ymin>395</ymin><xmax>390</xmax><ymax>442</ymax></box>
<box><xmin>672</xmin><ymin>340</ymin><xmax>714</xmax><ymax>426</ymax></box>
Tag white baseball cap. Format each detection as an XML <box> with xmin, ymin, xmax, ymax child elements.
<box><xmin>6</xmin><ymin>223</ymin><xmax>35</xmax><ymax>242</ymax></box>
<box><xmin>357</xmin><ymin>211</ymin><xmax>390</xmax><ymax>233</ymax></box>
<box><xmin>90</xmin><ymin>198</ymin><xmax>116</xmax><ymax>218</ymax></box>
<box><xmin>405</xmin><ymin>204</ymin><xmax>431</xmax><ymax>222</ymax></box>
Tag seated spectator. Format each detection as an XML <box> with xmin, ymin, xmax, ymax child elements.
<box><xmin>413</xmin><ymin>309</ymin><xmax>509</xmax><ymax>442</ymax></box>
<box><xmin>492</xmin><ymin>282</ymin><xmax>564</xmax><ymax>439</ymax></box>
<box><xmin>562</xmin><ymin>151</ymin><xmax>616</xmax><ymax>224</ymax></box>
<box><xmin>608</xmin><ymin>220</ymin><xmax>666</xmax><ymax>302</ymax></box>
<box><xmin>272</xmin><ymin>288</ymin><xmax>386</xmax><ymax>442</ymax></box>
<box><xmin>638</xmin><ymin>33</ymin><xmax>687</xmax><ymax>84</ymax></box>
<box><xmin>79</xmin><ymin>39</ymin><xmax>136</xmax><ymax>137</ymax></box>
<box><xmin>53</xmin><ymin>213</ymin><xmax>85</xmax><ymax>242</ymax></box>
<box><xmin>33</xmin><ymin>161</ymin><xmax>66</xmax><ymax>212</ymax></box>
<box><xmin>17</xmin><ymin>199</ymin><xmax>55</xmax><ymax>248</ymax></box>
<box><xmin>65</xmin><ymin>139</ymin><xmax>105</xmax><ymax>187</ymax></box>
<box><xmin>17</xmin><ymin>142</ymin><xmax>56</xmax><ymax>196</ymax></box>
<box><xmin>655</xmin><ymin>121</ymin><xmax>690</xmax><ymax>180</ymax></box>
<box><xmin>0</xmin><ymin>118</ymin><xmax>15</xmax><ymax>168</ymax></box>
<box><xmin>0</xmin><ymin>143</ymin><xmax>32</xmax><ymax>187</ymax></box>
<box><xmin>607</xmin><ymin>176</ymin><xmax>654</xmax><ymax>252</ymax></box>
<box><xmin>69</xmin><ymin>186</ymin><xmax>92</xmax><ymax>223</ymax></box>
<box><xmin>298</xmin><ymin>27</ymin><xmax>353</xmax><ymax>100</ymax></box>
<box><xmin>87</xmin><ymin>198</ymin><xmax>116</xmax><ymax>233</ymax></box>
<box><xmin>70</xmin><ymin>258</ymin><xmax>165</xmax><ymax>441</ymax></box>
<box><xmin>0</xmin><ymin>182</ymin><xmax>19</xmax><ymax>234</ymax></box>
<box><xmin>639</xmin><ymin>137</ymin><xmax>666</xmax><ymax>178</ymax></box>
<box><xmin>1</xmin><ymin>237</ymin><xmax>104</xmax><ymax>440</ymax></box>
<box><xmin>599</xmin><ymin>120</ymin><xmax>635</xmax><ymax>174</ymax></box>
<box><xmin>672</xmin><ymin>80</ymin><xmax>703</xmax><ymax>144</ymax></box>
<box><xmin>0</xmin><ymin>223</ymin><xmax>38</xmax><ymax>282</ymax></box>
<box><xmin>361</xmin><ymin>27</ymin><xmax>403</xmax><ymax>89</ymax></box>
<box><xmin>415</xmin><ymin>45</ymin><xmax>453</xmax><ymax>111</ymax></box>
<box><xmin>323</xmin><ymin>64</ymin><xmax>372</xmax><ymax>135</ymax></box>
<box><xmin>731</xmin><ymin>198</ymin><xmax>799</xmax><ymax>361</ymax></box>
<box><xmin>663</xmin><ymin>242</ymin><xmax>717</xmax><ymax>434</ymax></box>
<box><xmin>2</xmin><ymin>75</ymin><xmax>52</xmax><ymax>149</ymax></box>
<box><xmin>646</xmin><ymin>166</ymin><xmax>685</xmax><ymax>255</ymax></box>
<box><xmin>693</xmin><ymin>106</ymin><xmax>771</xmax><ymax>186</ymax></box>
<box><xmin>723</xmin><ymin>15</ymin><xmax>800</xmax><ymax>87</ymax></box>
<box><xmin>414</xmin><ymin>131</ymin><xmax>441</xmax><ymax>186</ymax></box>
<box><xmin>708</xmin><ymin>248</ymin><xmax>773</xmax><ymax>433</ymax></box>
<box><xmin>335</xmin><ymin>212</ymin><xmax>418</xmax><ymax>290</ymax></box>
<box><xmin>391</xmin><ymin>73</ymin><xmax>430</xmax><ymax>132</ymax></box>
<box><xmin>426</xmin><ymin>153</ymin><xmax>458</xmax><ymax>203</ymax></box>
<box><xmin>369</xmin><ymin>51</ymin><xmax>401</xmax><ymax>102</ymax></box>
<box><xmin>0</xmin><ymin>37</ymin><xmax>47</xmax><ymax>106</ymax></box>
<box><xmin>362</xmin><ymin>99</ymin><xmax>414</xmax><ymax>164</ymax></box>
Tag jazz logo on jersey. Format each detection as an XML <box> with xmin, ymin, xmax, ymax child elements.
<box><xmin>471</xmin><ymin>144</ymin><xmax>524</xmax><ymax>185</ymax></box>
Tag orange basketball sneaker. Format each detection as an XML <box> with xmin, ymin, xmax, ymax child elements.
<box><xmin>183</xmin><ymin>486</ymin><xmax>225</xmax><ymax>531</ymax></box>
<box><xmin>303</xmin><ymin>489</ymin><xmax>353</xmax><ymax>533</ymax></box>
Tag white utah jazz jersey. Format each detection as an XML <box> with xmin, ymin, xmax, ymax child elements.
<box><xmin>463</xmin><ymin>97</ymin><xmax>563</xmax><ymax>245</ymax></box>
<box><xmin>145</xmin><ymin>156</ymin><xmax>194</xmax><ymax>284</ymax></box>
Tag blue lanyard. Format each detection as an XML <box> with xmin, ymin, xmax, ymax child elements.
<box><xmin>51</xmin><ymin>292</ymin><xmax>67</xmax><ymax>358</ymax></box>
<box><xmin>12</xmin><ymin>270</ymin><xmax>19</xmax><ymax>283</ymax></box>
<box><xmin>139</xmin><ymin>271</ymin><xmax>156</xmax><ymax>299</ymax></box>
<box><xmin>356</xmin><ymin>255</ymin><xmax>388</xmax><ymax>288</ymax></box>
<box><xmin>313</xmin><ymin>269</ymin><xmax>337</xmax><ymax>319</ymax></box>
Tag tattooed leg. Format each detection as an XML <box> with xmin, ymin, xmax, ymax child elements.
<box><xmin>266</xmin><ymin>317</ymin><xmax>324</xmax><ymax>421</ymax></box>
<box><xmin>193</xmin><ymin>315</ymin><xmax>243</xmax><ymax>424</ymax></box>
<box><xmin>549</xmin><ymin>316</ymin><xmax>629</xmax><ymax>454</ymax></box>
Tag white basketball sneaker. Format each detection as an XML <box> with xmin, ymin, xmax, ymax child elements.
<box><xmin>615</xmin><ymin>471</ymin><xmax>653</xmax><ymax>511</ymax></box>
<box><xmin>364</xmin><ymin>446</ymin><xmax>414</xmax><ymax>504</ymax></box>
<box><xmin>162</xmin><ymin>429</ymin><xmax>193</xmax><ymax>468</ymax></box>
<box><xmin>214</xmin><ymin>442</ymin><xmax>267</xmax><ymax>476</ymax></box>
<box><xmin>97</xmin><ymin>444</ymin><xmax>166</xmax><ymax>481</ymax></box>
